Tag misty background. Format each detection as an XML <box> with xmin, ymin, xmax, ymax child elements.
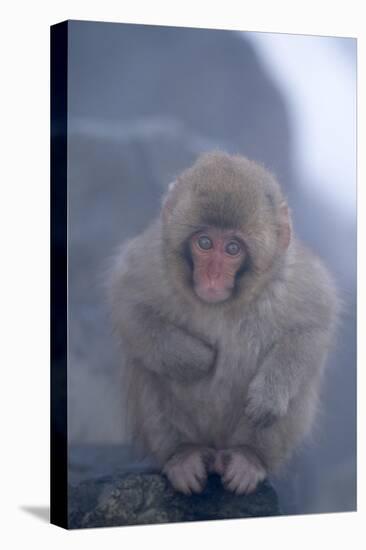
<box><xmin>66</xmin><ymin>20</ymin><xmax>356</xmax><ymax>515</ymax></box>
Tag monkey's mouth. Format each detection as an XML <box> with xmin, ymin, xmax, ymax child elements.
<box><xmin>194</xmin><ymin>286</ymin><xmax>231</xmax><ymax>304</ymax></box>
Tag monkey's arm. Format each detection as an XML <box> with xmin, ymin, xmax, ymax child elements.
<box><xmin>119</xmin><ymin>304</ymin><xmax>216</xmax><ymax>383</ymax></box>
<box><xmin>245</xmin><ymin>327</ymin><xmax>330</xmax><ymax>427</ymax></box>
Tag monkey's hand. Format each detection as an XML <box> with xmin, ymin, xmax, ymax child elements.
<box><xmin>245</xmin><ymin>372</ymin><xmax>290</xmax><ymax>428</ymax></box>
<box><xmin>244</xmin><ymin>328</ymin><xmax>327</xmax><ymax>427</ymax></box>
<box><xmin>161</xmin><ymin>328</ymin><xmax>216</xmax><ymax>383</ymax></box>
<box><xmin>163</xmin><ymin>445</ymin><xmax>215</xmax><ymax>495</ymax></box>
<box><xmin>213</xmin><ymin>447</ymin><xmax>266</xmax><ymax>495</ymax></box>
<box><xmin>122</xmin><ymin>304</ymin><xmax>216</xmax><ymax>383</ymax></box>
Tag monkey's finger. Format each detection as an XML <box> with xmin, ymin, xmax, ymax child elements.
<box><xmin>186</xmin><ymin>464</ymin><xmax>206</xmax><ymax>490</ymax></box>
<box><xmin>170</xmin><ymin>479</ymin><xmax>192</xmax><ymax>495</ymax></box>
<box><xmin>234</xmin><ymin>474</ymin><xmax>254</xmax><ymax>495</ymax></box>
<box><xmin>245</xmin><ymin>479</ymin><xmax>259</xmax><ymax>494</ymax></box>
<box><xmin>176</xmin><ymin>479</ymin><xmax>193</xmax><ymax>495</ymax></box>
<box><xmin>224</xmin><ymin>472</ymin><xmax>243</xmax><ymax>493</ymax></box>
<box><xmin>225</xmin><ymin>478</ymin><xmax>242</xmax><ymax>493</ymax></box>
<box><xmin>222</xmin><ymin>471</ymin><xmax>236</xmax><ymax>486</ymax></box>
<box><xmin>222</xmin><ymin>462</ymin><xmax>239</xmax><ymax>483</ymax></box>
<box><xmin>193</xmin><ymin>469</ymin><xmax>206</xmax><ymax>485</ymax></box>
<box><xmin>166</xmin><ymin>469</ymin><xmax>193</xmax><ymax>495</ymax></box>
<box><xmin>192</xmin><ymin>459</ymin><xmax>207</xmax><ymax>479</ymax></box>
<box><xmin>235</xmin><ymin>484</ymin><xmax>251</xmax><ymax>495</ymax></box>
<box><xmin>186</xmin><ymin>474</ymin><xmax>204</xmax><ymax>493</ymax></box>
<box><xmin>195</xmin><ymin>468</ymin><xmax>208</xmax><ymax>485</ymax></box>
<box><xmin>180</xmin><ymin>462</ymin><xmax>205</xmax><ymax>491</ymax></box>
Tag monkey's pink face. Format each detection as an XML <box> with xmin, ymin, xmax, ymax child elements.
<box><xmin>189</xmin><ymin>228</ymin><xmax>246</xmax><ymax>304</ymax></box>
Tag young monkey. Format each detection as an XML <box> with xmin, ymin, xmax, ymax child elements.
<box><xmin>108</xmin><ymin>151</ymin><xmax>338</xmax><ymax>495</ymax></box>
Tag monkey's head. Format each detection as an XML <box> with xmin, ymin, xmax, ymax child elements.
<box><xmin>162</xmin><ymin>152</ymin><xmax>291</xmax><ymax>307</ymax></box>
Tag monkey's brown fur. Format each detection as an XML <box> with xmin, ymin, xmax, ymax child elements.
<box><xmin>108</xmin><ymin>152</ymin><xmax>338</xmax><ymax>495</ymax></box>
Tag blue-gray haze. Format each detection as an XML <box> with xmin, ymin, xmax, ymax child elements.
<box><xmin>66</xmin><ymin>20</ymin><xmax>356</xmax><ymax>515</ymax></box>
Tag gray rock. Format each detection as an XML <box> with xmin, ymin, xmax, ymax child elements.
<box><xmin>68</xmin><ymin>473</ymin><xmax>281</xmax><ymax>529</ymax></box>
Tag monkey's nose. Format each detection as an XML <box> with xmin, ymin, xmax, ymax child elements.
<box><xmin>207</xmin><ymin>261</ymin><xmax>223</xmax><ymax>281</ymax></box>
<box><xmin>208</xmin><ymin>271</ymin><xmax>221</xmax><ymax>281</ymax></box>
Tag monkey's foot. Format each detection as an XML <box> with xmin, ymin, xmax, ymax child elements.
<box><xmin>213</xmin><ymin>447</ymin><xmax>266</xmax><ymax>495</ymax></box>
<box><xmin>163</xmin><ymin>446</ymin><xmax>215</xmax><ymax>495</ymax></box>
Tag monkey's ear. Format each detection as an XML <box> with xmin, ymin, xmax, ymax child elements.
<box><xmin>278</xmin><ymin>202</ymin><xmax>291</xmax><ymax>251</ymax></box>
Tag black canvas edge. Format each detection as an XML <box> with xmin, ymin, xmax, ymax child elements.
<box><xmin>50</xmin><ymin>20</ymin><xmax>69</xmax><ymax>529</ymax></box>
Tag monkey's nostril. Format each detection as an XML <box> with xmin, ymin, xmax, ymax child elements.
<box><xmin>207</xmin><ymin>267</ymin><xmax>222</xmax><ymax>281</ymax></box>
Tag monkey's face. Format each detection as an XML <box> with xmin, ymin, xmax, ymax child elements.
<box><xmin>189</xmin><ymin>227</ymin><xmax>246</xmax><ymax>304</ymax></box>
<box><xmin>162</xmin><ymin>153</ymin><xmax>291</xmax><ymax>306</ymax></box>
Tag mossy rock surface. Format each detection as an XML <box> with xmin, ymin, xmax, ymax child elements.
<box><xmin>69</xmin><ymin>472</ymin><xmax>281</xmax><ymax>529</ymax></box>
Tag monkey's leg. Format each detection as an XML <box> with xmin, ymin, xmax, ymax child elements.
<box><xmin>163</xmin><ymin>444</ymin><xmax>216</xmax><ymax>495</ymax></box>
<box><xmin>213</xmin><ymin>446</ymin><xmax>266</xmax><ymax>495</ymax></box>
<box><xmin>128</xmin><ymin>368</ymin><xmax>214</xmax><ymax>495</ymax></box>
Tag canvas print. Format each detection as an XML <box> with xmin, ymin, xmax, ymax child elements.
<box><xmin>50</xmin><ymin>20</ymin><xmax>357</xmax><ymax>529</ymax></box>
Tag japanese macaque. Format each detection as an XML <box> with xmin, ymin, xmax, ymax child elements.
<box><xmin>108</xmin><ymin>151</ymin><xmax>338</xmax><ymax>495</ymax></box>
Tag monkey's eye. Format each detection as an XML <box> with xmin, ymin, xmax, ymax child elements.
<box><xmin>197</xmin><ymin>236</ymin><xmax>213</xmax><ymax>250</ymax></box>
<box><xmin>225</xmin><ymin>241</ymin><xmax>241</xmax><ymax>256</ymax></box>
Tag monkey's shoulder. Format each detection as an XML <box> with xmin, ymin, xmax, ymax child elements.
<box><xmin>109</xmin><ymin>221</ymin><xmax>170</xmax><ymax>305</ymax></box>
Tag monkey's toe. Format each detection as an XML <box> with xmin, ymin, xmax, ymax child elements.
<box><xmin>163</xmin><ymin>447</ymin><xmax>210</xmax><ymax>495</ymax></box>
<box><xmin>220</xmin><ymin>447</ymin><xmax>266</xmax><ymax>495</ymax></box>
